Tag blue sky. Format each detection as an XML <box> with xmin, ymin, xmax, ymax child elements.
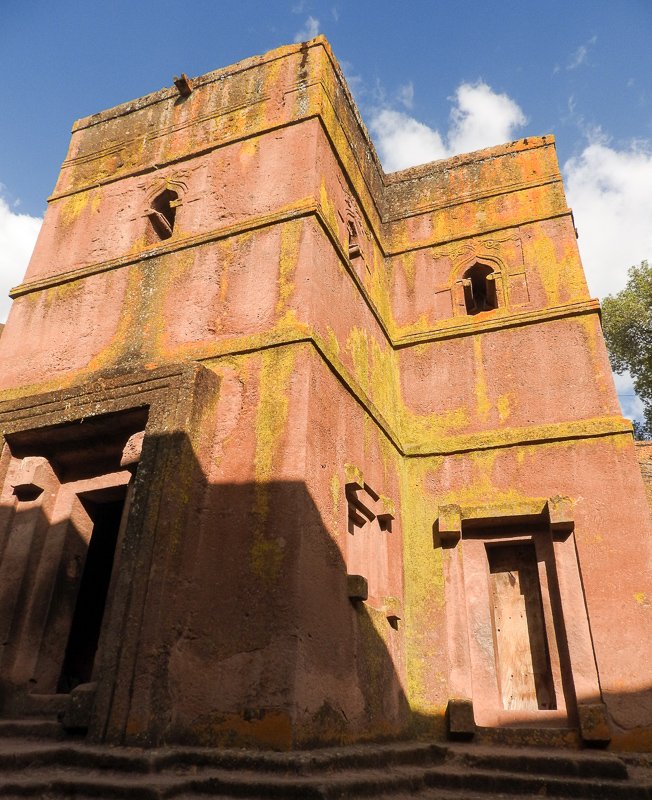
<box><xmin>1</xmin><ymin>0</ymin><xmax>651</xmax><ymax>416</ymax></box>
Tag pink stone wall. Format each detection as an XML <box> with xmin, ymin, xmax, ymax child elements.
<box><xmin>0</xmin><ymin>37</ymin><xmax>650</xmax><ymax>751</ymax></box>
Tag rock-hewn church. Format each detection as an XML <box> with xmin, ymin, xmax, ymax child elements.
<box><xmin>0</xmin><ymin>35</ymin><xmax>650</xmax><ymax>796</ymax></box>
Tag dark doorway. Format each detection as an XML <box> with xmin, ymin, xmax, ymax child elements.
<box><xmin>57</xmin><ymin>491</ymin><xmax>126</xmax><ymax>693</ymax></box>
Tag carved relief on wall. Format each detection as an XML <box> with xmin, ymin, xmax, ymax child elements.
<box><xmin>343</xmin><ymin>465</ymin><xmax>401</xmax><ymax>627</ymax></box>
<box><xmin>339</xmin><ymin>195</ymin><xmax>370</xmax><ymax>281</ymax></box>
<box><xmin>449</xmin><ymin>234</ymin><xmax>530</xmax><ymax>318</ymax></box>
<box><xmin>141</xmin><ymin>175</ymin><xmax>189</xmax><ymax>245</ymax></box>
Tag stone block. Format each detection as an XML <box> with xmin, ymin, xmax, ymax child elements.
<box><xmin>61</xmin><ymin>682</ymin><xmax>97</xmax><ymax>731</ymax></box>
<box><xmin>578</xmin><ymin>702</ymin><xmax>611</xmax><ymax>744</ymax></box>
<box><xmin>437</xmin><ymin>505</ymin><xmax>462</xmax><ymax>545</ymax></box>
<box><xmin>347</xmin><ymin>574</ymin><xmax>368</xmax><ymax>602</ymax></box>
<box><xmin>120</xmin><ymin>430</ymin><xmax>145</xmax><ymax>471</ymax></box>
<box><xmin>546</xmin><ymin>496</ymin><xmax>574</xmax><ymax>537</ymax></box>
<box><xmin>446</xmin><ymin>698</ymin><xmax>475</xmax><ymax>739</ymax></box>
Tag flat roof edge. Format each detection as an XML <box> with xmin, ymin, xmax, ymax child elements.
<box><xmin>383</xmin><ymin>135</ymin><xmax>557</xmax><ymax>185</ymax></box>
<box><xmin>71</xmin><ymin>37</ymin><xmax>329</xmax><ymax>133</ymax></box>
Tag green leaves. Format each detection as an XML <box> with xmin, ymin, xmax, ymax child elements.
<box><xmin>602</xmin><ymin>260</ymin><xmax>652</xmax><ymax>437</ymax></box>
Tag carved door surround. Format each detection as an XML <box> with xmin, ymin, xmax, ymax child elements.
<box><xmin>437</xmin><ymin>497</ymin><xmax>610</xmax><ymax>744</ymax></box>
<box><xmin>0</xmin><ymin>362</ymin><xmax>219</xmax><ymax>744</ymax></box>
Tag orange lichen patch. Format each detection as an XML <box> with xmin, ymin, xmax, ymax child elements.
<box><xmin>190</xmin><ymin>710</ymin><xmax>294</xmax><ymax>750</ymax></box>
<box><xmin>610</xmin><ymin>728</ymin><xmax>652</xmax><ymax>752</ymax></box>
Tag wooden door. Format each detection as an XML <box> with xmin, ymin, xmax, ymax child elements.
<box><xmin>488</xmin><ymin>543</ymin><xmax>556</xmax><ymax>711</ymax></box>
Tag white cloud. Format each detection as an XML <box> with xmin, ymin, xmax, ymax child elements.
<box><xmin>563</xmin><ymin>138</ymin><xmax>652</xmax><ymax>298</ymax></box>
<box><xmin>396</xmin><ymin>81</ymin><xmax>414</xmax><ymax>110</ymax></box>
<box><xmin>0</xmin><ymin>193</ymin><xmax>41</xmax><ymax>322</ymax></box>
<box><xmin>293</xmin><ymin>15</ymin><xmax>319</xmax><ymax>42</ymax></box>
<box><xmin>369</xmin><ymin>109</ymin><xmax>448</xmax><ymax>172</ymax></box>
<box><xmin>368</xmin><ymin>81</ymin><xmax>527</xmax><ymax>173</ymax></box>
<box><xmin>567</xmin><ymin>35</ymin><xmax>597</xmax><ymax>70</ymax></box>
<box><xmin>447</xmin><ymin>82</ymin><xmax>527</xmax><ymax>155</ymax></box>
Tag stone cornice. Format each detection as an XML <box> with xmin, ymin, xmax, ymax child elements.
<box><xmin>0</xmin><ymin>330</ymin><xmax>630</xmax><ymax>460</ymax></box>
<box><xmin>10</xmin><ymin>202</ymin><xmax>320</xmax><ymax>299</ymax></box>
<box><xmin>12</xmin><ymin>206</ymin><xmax>594</xmax><ymax>353</ymax></box>
<box><xmin>394</xmin><ymin>299</ymin><xmax>601</xmax><ymax>346</ymax></box>
<box><xmin>53</xmin><ymin>37</ymin><xmax>561</xmax><ymax>243</ymax></box>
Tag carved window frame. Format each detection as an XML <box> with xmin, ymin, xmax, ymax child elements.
<box><xmin>452</xmin><ymin>255</ymin><xmax>506</xmax><ymax>318</ymax></box>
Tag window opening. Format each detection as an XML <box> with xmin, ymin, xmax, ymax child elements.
<box><xmin>487</xmin><ymin>542</ymin><xmax>556</xmax><ymax>711</ymax></box>
<box><xmin>148</xmin><ymin>189</ymin><xmax>179</xmax><ymax>241</ymax></box>
<box><xmin>463</xmin><ymin>263</ymin><xmax>498</xmax><ymax>315</ymax></box>
<box><xmin>57</xmin><ymin>489</ymin><xmax>126</xmax><ymax>693</ymax></box>
<box><xmin>347</xmin><ymin>219</ymin><xmax>361</xmax><ymax>259</ymax></box>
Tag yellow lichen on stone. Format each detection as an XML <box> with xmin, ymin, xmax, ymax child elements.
<box><xmin>251</xmin><ymin>346</ymin><xmax>296</xmax><ymax>582</ymax></box>
<box><xmin>319</xmin><ymin>179</ymin><xmax>339</xmax><ymax>239</ymax></box>
<box><xmin>399</xmin><ymin>403</ymin><xmax>471</xmax><ymax>446</ymax></box>
<box><xmin>473</xmin><ymin>335</ymin><xmax>491</xmax><ymax>423</ymax></box>
<box><xmin>346</xmin><ymin>327</ymin><xmax>371</xmax><ymax>395</ymax></box>
<box><xmin>276</xmin><ymin>221</ymin><xmax>301</xmax><ymax>315</ymax></box>
<box><xmin>496</xmin><ymin>393</ymin><xmax>512</xmax><ymax>424</ymax></box>
<box><xmin>398</xmin><ymin>456</ymin><xmax>445</xmax><ymax>715</ymax></box>
<box><xmin>531</xmin><ymin>231</ymin><xmax>563</xmax><ymax>307</ymax></box>
<box><xmin>57</xmin><ymin>190</ymin><xmax>90</xmax><ymax>228</ymax></box>
<box><xmin>325</xmin><ymin>326</ymin><xmax>340</xmax><ymax>358</ymax></box>
<box><xmin>344</xmin><ymin>463</ymin><xmax>364</xmax><ymax>487</ymax></box>
<box><xmin>238</xmin><ymin>137</ymin><xmax>260</xmax><ymax>165</ymax></box>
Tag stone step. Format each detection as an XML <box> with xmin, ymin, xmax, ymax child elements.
<box><xmin>0</xmin><ymin>737</ymin><xmax>447</xmax><ymax>774</ymax></box>
<box><xmin>423</xmin><ymin>764</ymin><xmax>652</xmax><ymax>800</ymax></box>
<box><xmin>0</xmin><ymin>719</ymin><xmax>67</xmax><ymax>740</ymax></box>
<box><xmin>0</xmin><ymin>765</ymin><xmax>427</xmax><ymax>799</ymax></box>
<box><xmin>0</xmin><ymin>758</ymin><xmax>649</xmax><ymax>800</ymax></box>
<box><xmin>0</xmin><ymin>734</ymin><xmax>649</xmax><ymax>799</ymax></box>
<box><xmin>447</xmin><ymin>741</ymin><xmax>629</xmax><ymax>780</ymax></box>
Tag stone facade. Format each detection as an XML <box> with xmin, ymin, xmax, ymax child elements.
<box><xmin>636</xmin><ymin>443</ymin><xmax>652</xmax><ymax>514</ymax></box>
<box><xmin>0</xmin><ymin>37</ymin><xmax>650</xmax><ymax>752</ymax></box>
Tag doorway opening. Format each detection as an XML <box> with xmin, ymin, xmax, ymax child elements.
<box><xmin>2</xmin><ymin>406</ymin><xmax>148</xmax><ymax>701</ymax></box>
<box><xmin>487</xmin><ymin>542</ymin><xmax>556</xmax><ymax>712</ymax></box>
<box><xmin>57</xmin><ymin>488</ymin><xmax>127</xmax><ymax>693</ymax></box>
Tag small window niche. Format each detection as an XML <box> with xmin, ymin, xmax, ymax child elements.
<box><xmin>347</xmin><ymin>218</ymin><xmax>361</xmax><ymax>260</ymax></box>
<box><xmin>147</xmin><ymin>189</ymin><xmax>179</xmax><ymax>241</ymax></box>
<box><xmin>462</xmin><ymin>263</ymin><xmax>498</xmax><ymax>315</ymax></box>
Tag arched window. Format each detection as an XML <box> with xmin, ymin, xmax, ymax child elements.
<box><xmin>147</xmin><ymin>189</ymin><xmax>179</xmax><ymax>241</ymax></box>
<box><xmin>462</xmin><ymin>263</ymin><xmax>498</xmax><ymax>315</ymax></box>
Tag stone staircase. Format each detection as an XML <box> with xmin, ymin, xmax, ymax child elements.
<box><xmin>0</xmin><ymin>720</ymin><xmax>650</xmax><ymax>798</ymax></box>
